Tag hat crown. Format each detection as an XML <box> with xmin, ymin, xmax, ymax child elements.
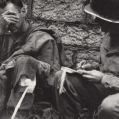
<box><xmin>90</xmin><ymin>0</ymin><xmax>119</xmax><ymax>20</ymax></box>
<box><xmin>91</xmin><ymin>0</ymin><xmax>119</xmax><ymax>8</ymax></box>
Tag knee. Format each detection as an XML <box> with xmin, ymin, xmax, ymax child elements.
<box><xmin>100</xmin><ymin>95</ymin><xmax>119</xmax><ymax>114</ymax></box>
<box><xmin>16</xmin><ymin>56</ymin><xmax>38</xmax><ymax>66</ymax></box>
<box><xmin>16</xmin><ymin>56</ymin><xmax>32</xmax><ymax>64</ymax></box>
<box><xmin>15</xmin><ymin>56</ymin><xmax>38</xmax><ymax>71</ymax></box>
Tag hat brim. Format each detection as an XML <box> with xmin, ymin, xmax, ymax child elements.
<box><xmin>84</xmin><ymin>4</ymin><xmax>119</xmax><ymax>24</ymax></box>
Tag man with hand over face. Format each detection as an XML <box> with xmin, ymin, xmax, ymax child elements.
<box><xmin>0</xmin><ymin>0</ymin><xmax>65</xmax><ymax>118</ymax></box>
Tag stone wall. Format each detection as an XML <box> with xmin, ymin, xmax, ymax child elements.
<box><xmin>25</xmin><ymin>0</ymin><xmax>104</xmax><ymax>68</ymax></box>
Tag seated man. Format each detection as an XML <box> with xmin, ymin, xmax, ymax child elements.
<box><xmin>0</xmin><ymin>0</ymin><xmax>68</xmax><ymax>118</ymax></box>
<box><xmin>54</xmin><ymin>0</ymin><xmax>119</xmax><ymax>119</ymax></box>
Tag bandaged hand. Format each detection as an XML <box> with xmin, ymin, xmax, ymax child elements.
<box><xmin>19</xmin><ymin>77</ymin><xmax>36</xmax><ymax>93</ymax></box>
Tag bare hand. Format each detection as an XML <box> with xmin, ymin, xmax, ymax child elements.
<box><xmin>2</xmin><ymin>10</ymin><xmax>19</xmax><ymax>25</ymax></box>
<box><xmin>77</xmin><ymin>60</ymin><xmax>92</xmax><ymax>70</ymax></box>
<box><xmin>77</xmin><ymin>69</ymin><xmax>104</xmax><ymax>82</ymax></box>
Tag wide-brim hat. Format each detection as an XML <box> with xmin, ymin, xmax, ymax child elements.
<box><xmin>84</xmin><ymin>0</ymin><xmax>119</xmax><ymax>23</ymax></box>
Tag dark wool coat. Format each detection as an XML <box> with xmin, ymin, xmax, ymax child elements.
<box><xmin>0</xmin><ymin>22</ymin><xmax>69</xmax><ymax>112</ymax></box>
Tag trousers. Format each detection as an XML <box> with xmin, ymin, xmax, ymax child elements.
<box><xmin>0</xmin><ymin>55</ymin><xmax>51</xmax><ymax>119</ymax></box>
<box><xmin>54</xmin><ymin>71</ymin><xmax>119</xmax><ymax>119</ymax></box>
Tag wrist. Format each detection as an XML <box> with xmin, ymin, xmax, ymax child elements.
<box><xmin>100</xmin><ymin>73</ymin><xmax>105</xmax><ymax>83</ymax></box>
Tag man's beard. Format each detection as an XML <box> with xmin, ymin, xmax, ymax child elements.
<box><xmin>8</xmin><ymin>23</ymin><xmax>19</xmax><ymax>33</ymax></box>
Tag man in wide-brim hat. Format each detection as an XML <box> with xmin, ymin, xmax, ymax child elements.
<box><xmin>54</xmin><ymin>0</ymin><xmax>119</xmax><ymax>119</ymax></box>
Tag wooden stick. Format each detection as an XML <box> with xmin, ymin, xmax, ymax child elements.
<box><xmin>11</xmin><ymin>86</ymin><xmax>29</xmax><ymax>119</ymax></box>
<box><xmin>11</xmin><ymin>77</ymin><xmax>36</xmax><ymax>119</ymax></box>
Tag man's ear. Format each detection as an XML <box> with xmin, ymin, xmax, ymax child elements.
<box><xmin>21</xmin><ymin>4</ymin><xmax>27</xmax><ymax>16</ymax></box>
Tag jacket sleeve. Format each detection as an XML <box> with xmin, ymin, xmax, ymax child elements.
<box><xmin>101</xmin><ymin>74</ymin><xmax>119</xmax><ymax>91</ymax></box>
<box><xmin>21</xmin><ymin>30</ymin><xmax>54</xmax><ymax>53</ymax></box>
<box><xmin>11</xmin><ymin>30</ymin><xmax>54</xmax><ymax>57</ymax></box>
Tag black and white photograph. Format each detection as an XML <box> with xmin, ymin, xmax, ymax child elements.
<box><xmin>0</xmin><ymin>0</ymin><xmax>118</xmax><ymax>119</ymax></box>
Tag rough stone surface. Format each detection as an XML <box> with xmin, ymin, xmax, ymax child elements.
<box><xmin>31</xmin><ymin>0</ymin><xmax>104</xmax><ymax>68</ymax></box>
<box><xmin>32</xmin><ymin>20</ymin><xmax>104</xmax><ymax>68</ymax></box>
<box><xmin>32</xmin><ymin>0</ymin><xmax>93</xmax><ymax>23</ymax></box>
<box><xmin>51</xmin><ymin>23</ymin><xmax>104</xmax><ymax>68</ymax></box>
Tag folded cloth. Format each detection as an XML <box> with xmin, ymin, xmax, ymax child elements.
<box><xmin>59</xmin><ymin>67</ymin><xmax>77</xmax><ymax>94</ymax></box>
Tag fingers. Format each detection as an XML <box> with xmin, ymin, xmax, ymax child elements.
<box><xmin>82</xmin><ymin>74</ymin><xmax>94</xmax><ymax>79</ymax></box>
<box><xmin>2</xmin><ymin>10</ymin><xmax>17</xmax><ymax>16</ymax></box>
<box><xmin>77</xmin><ymin>60</ymin><xmax>86</xmax><ymax>69</ymax></box>
<box><xmin>2</xmin><ymin>10</ymin><xmax>13</xmax><ymax>15</ymax></box>
<box><xmin>77</xmin><ymin>69</ymin><xmax>91</xmax><ymax>75</ymax></box>
<box><xmin>3</xmin><ymin>14</ymin><xmax>19</xmax><ymax>20</ymax></box>
<box><xmin>3</xmin><ymin>17</ymin><xmax>18</xmax><ymax>24</ymax></box>
<box><xmin>81</xmin><ymin>63</ymin><xmax>92</xmax><ymax>69</ymax></box>
<box><xmin>76</xmin><ymin>60</ymin><xmax>93</xmax><ymax>70</ymax></box>
<box><xmin>3</xmin><ymin>15</ymin><xmax>19</xmax><ymax>23</ymax></box>
<box><xmin>2</xmin><ymin>11</ymin><xmax>19</xmax><ymax>24</ymax></box>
